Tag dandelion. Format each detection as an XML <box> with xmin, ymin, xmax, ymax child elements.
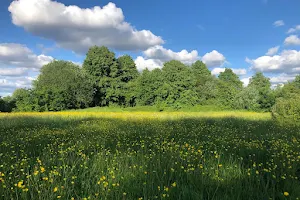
<box><xmin>284</xmin><ymin>192</ymin><xmax>289</xmax><ymax>196</ymax></box>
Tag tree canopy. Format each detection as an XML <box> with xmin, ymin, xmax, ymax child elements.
<box><xmin>3</xmin><ymin>45</ymin><xmax>298</xmax><ymax>113</ymax></box>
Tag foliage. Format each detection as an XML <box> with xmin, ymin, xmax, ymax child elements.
<box><xmin>272</xmin><ymin>94</ymin><xmax>300</xmax><ymax>124</ymax></box>
<box><xmin>0</xmin><ymin>96</ymin><xmax>15</xmax><ymax>112</ymax></box>
<box><xmin>6</xmin><ymin>45</ymin><xmax>299</xmax><ymax>113</ymax></box>
<box><xmin>248</xmin><ymin>72</ymin><xmax>275</xmax><ymax>111</ymax></box>
<box><xmin>34</xmin><ymin>60</ymin><xmax>94</xmax><ymax>111</ymax></box>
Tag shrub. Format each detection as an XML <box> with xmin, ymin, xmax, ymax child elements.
<box><xmin>272</xmin><ymin>95</ymin><xmax>300</xmax><ymax>124</ymax></box>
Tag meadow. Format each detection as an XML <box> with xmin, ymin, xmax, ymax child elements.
<box><xmin>0</xmin><ymin>111</ymin><xmax>300</xmax><ymax>200</ymax></box>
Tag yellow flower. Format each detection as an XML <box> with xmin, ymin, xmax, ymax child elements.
<box><xmin>57</xmin><ymin>196</ymin><xmax>61</xmax><ymax>199</ymax></box>
<box><xmin>284</xmin><ymin>192</ymin><xmax>289</xmax><ymax>196</ymax></box>
<box><xmin>71</xmin><ymin>198</ymin><xmax>75</xmax><ymax>200</ymax></box>
<box><xmin>53</xmin><ymin>187</ymin><xmax>58</xmax><ymax>192</ymax></box>
<box><xmin>40</xmin><ymin>167</ymin><xmax>45</xmax><ymax>173</ymax></box>
<box><xmin>123</xmin><ymin>192</ymin><xmax>127</xmax><ymax>196</ymax></box>
<box><xmin>33</xmin><ymin>171</ymin><xmax>39</xmax><ymax>176</ymax></box>
<box><xmin>17</xmin><ymin>180</ymin><xmax>25</xmax><ymax>188</ymax></box>
<box><xmin>172</xmin><ymin>182</ymin><xmax>177</xmax><ymax>187</ymax></box>
<box><xmin>218</xmin><ymin>164</ymin><xmax>223</xmax><ymax>167</ymax></box>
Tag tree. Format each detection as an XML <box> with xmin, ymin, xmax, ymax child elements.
<box><xmin>218</xmin><ymin>68</ymin><xmax>243</xmax><ymax>90</ymax></box>
<box><xmin>248</xmin><ymin>72</ymin><xmax>275</xmax><ymax>111</ymax></box>
<box><xmin>136</xmin><ymin>68</ymin><xmax>164</xmax><ymax>106</ymax></box>
<box><xmin>217</xmin><ymin>69</ymin><xmax>243</xmax><ymax>107</ymax></box>
<box><xmin>234</xmin><ymin>87</ymin><xmax>260</xmax><ymax>111</ymax></box>
<box><xmin>191</xmin><ymin>61</ymin><xmax>211</xmax><ymax>80</ymax></box>
<box><xmin>117</xmin><ymin>55</ymin><xmax>139</xmax><ymax>83</ymax></box>
<box><xmin>161</xmin><ymin>60</ymin><xmax>197</xmax><ymax>107</ymax></box>
<box><xmin>83</xmin><ymin>46</ymin><xmax>119</xmax><ymax>106</ymax></box>
<box><xmin>12</xmin><ymin>89</ymin><xmax>38</xmax><ymax>112</ymax></box>
<box><xmin>272</xmin><ymin>94</ymin><xmax>300</xmax><ymax>124</ymax></box>
<box><xmin>34</xmin><ymin>60</ymin><xmax>93</xmax><ymax>111</ymax></box>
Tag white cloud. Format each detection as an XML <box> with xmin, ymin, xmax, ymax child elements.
<box><xmin>143</xmin><ymin>45</ymin><xmax>199</xmax><ymax>65</ymax></box>
<box><xmin>241</xmin><ymin>77</ymin><xmax>250</xmax><ymax>87</ymax></box>
<box><xmin>269</xmin><ymin>73</ymin><xmax>296</xmax><ymax>84</ymax></box>
<box><xmin>211</xmin><ymin>67</ymin><xmax>247</xmax><ymax>76</ymax></box>
<box><xmin>0</xmin><ymin>68</ymin><xmax>28</xmax><ymax>76</ymax></box>
<box><xmin>9</xmin><ymin>0</ymin><xmax>163</xmax><ymax>54</ymax></box>
<box><xmin>202</xmin><ymin>50</ymin><xmax>226</xmax><ymax>67</ymax></box>
<box><xmin>135</xmin><ymin>47</ymin><xmax>226</xmax><ymax>71</ymax></box>
<box><xmin>246</xmin><ymin>50</ymin><xmax>300</xmax><ymax>74</ymax></box>
<box><xmin>0</xmin><ymin>76</ymin><xmax>35</xmax><ymax>96</ymax></box>
<box><xmin>287</xmin><ymin>25</ymin><xmax>300</xmax><ymax>34</ymax></box>
<box><xmin>134</xmin><ymin>45</ymin><xmax>199</xmax><ymax>71</ymax></box>
<box><xmin>284</xmin><ymin>35</ymin><xmax>300</xmax><ymax>46</ymax></box>
<box><xmin>0</xmin><ymin>43</ymin><xmax>53</xmax><ymax>96</ymax></box>
<box><xmin>0</xmin><ymin>43</ymin><xmax>53</xmax><ymax>69</ymax></box>
<box><xmin>266</xmin><ymin>46</ymin><xmax>279</xmax><ymax>56</ymax></box>
<box><xmin>134</xmin><ymin>56</ymin><xmax>163</xmax><ymax>71</ymax></box>
<box><xmin>273</xmin><ymin>20</ymin><xmax>284</xmax><ymax>27</ymax></box>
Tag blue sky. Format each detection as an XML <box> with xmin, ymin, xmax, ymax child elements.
<box><xmin>1</xmin><ymin>0</ymin><xmax>300</xmax><ymax>96</ymax></box>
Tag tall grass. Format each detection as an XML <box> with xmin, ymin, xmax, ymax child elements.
<box><xmin>0</xmin><ymin>112</ymin><xmax>299</xmax><ymax>199</ymax></box>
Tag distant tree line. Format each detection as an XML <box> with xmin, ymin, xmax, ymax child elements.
<box><xmin>1</xmin><ymin>46</ymin><xmax>300</xmax><ymax>117</ymax></box>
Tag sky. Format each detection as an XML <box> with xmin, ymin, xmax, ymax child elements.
<box><xmin>1</xmin><ymin>0</ymin><xmax>300</xmax><ymax>97</ymax></box>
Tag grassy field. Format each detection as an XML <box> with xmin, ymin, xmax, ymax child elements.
<box><xmin>0</xmin><ymin>111</ymin><xmax>300</xmax><ymax>200</ymax></box>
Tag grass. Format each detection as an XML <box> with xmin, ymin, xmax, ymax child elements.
<box><xmin>0</xmin><ymin>111</ymin><xmax>299</xmax><ymax>200</ymax></box>
<box><xmin>66</xmin><ymin>105</ymin><xmax>237</xmax><ymax>113</ymax></box>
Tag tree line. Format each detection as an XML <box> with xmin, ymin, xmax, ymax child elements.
<box><xmin>1</xmin><ymin>46</ymin><xmax>300</xmax><ymax>116</ymax></box>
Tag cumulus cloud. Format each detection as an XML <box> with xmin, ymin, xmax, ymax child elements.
<box><xmin>135</xmin><ymin>47</ymin><xmax>226</xmax><ymax>71</ymax></box>
<box><xmin>273</xmin><ymin>20</ymin><xmax>284</xmax><ymax>27</ymax></box>
<box><xmin>284</xmin><ymin>35</ymin><xmax>300</xmax><ymax>46</ymax></box>
<box><xmin>9</xmin><ymin>0</ymin><xmax>163</xmax><ymax>54</ymax></box>
<box><xmin>134</xmin><ymin>56</ymin><xmax>163</xmax><ymax>71</ymax></box>
<box><xmin>287</xmin><ymin>25</ymin><xmax>300</xmax><ymax>34</ymax></box>
<box><xmin>144</xmin><ymin>46</ymin><xmax>199</xmax><ymax>64</ymax></box>
<box><xmin>266</xmin><ymin>46</ymin><xmax>279</xmax><ymax>56</ymax></box>
<box><xmin>269</xmin><ymin>73</ymin><xmax>296</xmax><ymax>84</ymax></box>
<box><xmin>241</xmin><ymin>77</ymin><xmax>250</xmax><ymax>87</ymax></box>
<box><xmin>0</xmin><ymin>76</ymin><xmax>35</xmax><ymax>96</ymax></box>
<box><xmin>0</xmin><ymin>68</ymin><xmax>28</xmax><ymax>76</ymax></box>
<box><xmin>211</xmin><ymin>67</ymin><xmax>247</xmax><ymax>76</ymax></box>
<box><xmin>0</xmin><ymin>43</ymin><xmax>53</xmax><ymax>96</ymax></box>
<box><xmin>246</xmin><ymin>50</ymin><xmax>300</xmax><ymax>74</ymax></box>
<box><xmin>0</xmin><ymin>43</ymin><xmax>53</xmax><ymax>69</ymax></box>
<box><xmin>202</xmin><ymin>50</ymin><xmax>226</xmax><ymax>67</ymax></box>
<box><xmin>134</xmin><ymin>45</ymin><xmax>199</xmax><ymax>71</ymax></box>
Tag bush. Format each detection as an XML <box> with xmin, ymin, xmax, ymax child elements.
<box><xmin>272</xmin><ymin>95</ymin><xmax>300</xmax><ymax>124</ymax></box>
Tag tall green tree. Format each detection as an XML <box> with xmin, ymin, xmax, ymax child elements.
<box><xmin>12</xmin><ymin>89</ymin><xmax>39</xmax><ymax>112</ymax></box>
<box><xmin>83</xmin><ymin>46</ymin><xmax>119</xmax><ymax>106</ymax></box>
<box><xmin>34</xmin><ymin>60</ymin><xmax>93</xmax><ymax>111</ymax></box>
<box><xmin>248</xmin><ymin>72</ymin><xmax>275</xmax><ymax>111</ymax></box>
<box><xmin>136</xmin><ymin>68</ymin><xmax>164</xmax><ymax>106</ymax></box>
<box><xmin>217</xmin><ymin>69</ymin><xmax>243</xmax><ymax>107</ymax></box>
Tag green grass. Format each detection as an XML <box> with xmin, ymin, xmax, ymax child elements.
<box><xmin>0</xmin><ymin>112</ymin><xmax>299</xmax><ymax>200</ymax></box>
<box><xmin>68</xmin><ymin>105</ymin><xmax>237</xmax><ymax>112</ymax></box>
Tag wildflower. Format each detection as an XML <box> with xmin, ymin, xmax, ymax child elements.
<box><xmin>57</xmin><ymin>196</ymin><xmax>61</xmax><ymax>199</ymax></box>
<box><xmin>40</xmin><ymin>167</ymin><xmax>45</xmax><ymax>173</ymax></box>
<box><xmin>283</xmin><ymin>192</ymin><xmax>289</xmax><ymax>196</ymax></box>
<box><xmin>17</xmin><ymin>180</ymin><xmax>25</xmax><ymax>189</ymax></box>
<box><xmin>172</xmin><ymin>182</ymin><xmax>177</xmax><ymax>187</ymax></box>
<box><xmin>53</xmin><ymin>187</ymin><xmax>58</xmax><ymax>192</ymax></box>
